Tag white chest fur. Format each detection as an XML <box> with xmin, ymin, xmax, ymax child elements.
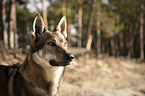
<box><xmin>32</xmin><ymin>52</ymin><xmax>65</xmax><ymax>95</ymax></box>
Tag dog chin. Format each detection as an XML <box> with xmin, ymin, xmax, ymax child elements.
<box><xmin>49</xmin><ymin>59</ymin><xmax>70</xmax><ymax>66</ymax></box>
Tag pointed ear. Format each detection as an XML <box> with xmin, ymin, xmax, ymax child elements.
<box><xmin>31</xmin><ymin>14</ymin><xmax>44</xmax><ymax>39</ymax></box>
<box><xmin>56</xmin><ymin>16</ymin><xmax>67</xmax><ymax>38</ymax></box>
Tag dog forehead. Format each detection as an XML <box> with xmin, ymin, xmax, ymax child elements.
<box><xmin>42</xmin><ymin>31</ymin><xmax>66</xmax><ymax>43</ymax></box>
<box><xmin>43</xmin><ymin>31</ymin><xmax>55</xmax><ymax>39</ymax></box>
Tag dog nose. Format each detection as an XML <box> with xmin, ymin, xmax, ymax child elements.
<box><xmin>66</xmin><ymin>53</ymin><xmax>74</xmax><ymax>61</ymax></box>
<box><xmin>70</xmin><ymin>54</ymin><xmax>74</xmax><ymax>59</ymax></box>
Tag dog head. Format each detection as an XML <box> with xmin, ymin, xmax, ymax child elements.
<box><xmin>30</xmin><ymin>14</ymin><xmax>74</xmax><ymax>66</ymax></box>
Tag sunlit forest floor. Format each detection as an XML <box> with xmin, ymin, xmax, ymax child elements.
<box><xmin>59</xmin><ymin>48</ymin><xmax>145</xmax><ymax>96</ymax></box>
<box><xmin>0</xmin><ymin>47</ymin><xmax>145</xmax><ymax>96</ymax></box>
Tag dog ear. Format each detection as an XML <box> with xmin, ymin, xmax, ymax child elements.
<box><xmin>56</xmin><ymin>16</ymin><xmax>67</xmax><ymax>38</ymax></box>
<box><xmin>32</xmin><ymin>14</ymin><xmax>44</xmax><ymax>38</ymax></box>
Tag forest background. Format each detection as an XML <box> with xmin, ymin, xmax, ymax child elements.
<box><xmin>0</xmin><ymin>0</ymin><xmax>145</xmax><ymax>60</ymax></box>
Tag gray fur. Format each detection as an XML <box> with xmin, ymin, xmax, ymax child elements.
<box><xmin>0</xmin><ymin>14</ymin><xmax>74</xmax><ymax>96</ymax></box>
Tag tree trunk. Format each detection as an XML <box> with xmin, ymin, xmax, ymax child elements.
<box><xmin>110</xmin><ymin>38</ymin><xmax>115</xmax><ymax>56</ymax></box>
<box><xmin>78</xmin><ymin>0</ymin><xmax>82</xmax><ymax>47</ymax></box>
<box><xmin>0</xmin><ymin>0</ymin><xmax>2</xmax><ymax>40</ymax></box>
<box><xmin>128</xmin><ymin>37</ymin><xmax>134</xmax><ymax>59</ymax></box>
<box><xmin>62</xmin><ymin>0</ymin><xmax>66</xmax><ymax>16</ymax></box>
<box><xmin>96</xmin><ymin>5</ymin><xmax>101</xmax><ymax>54</ymax></box>
<box><xmin>105</xmin><ymin>40</ymin><xmax>110</xmax><ymax>55</ymax></box>
<box><xmin>49</xmin><ymin>19</ymin><xmax>54</xmax><ymax>31</ymax></box>
<box><xmin>115</xmin><ymin>37</ymin><xmax>119</xmax><ymax>56</ymax></box>
<box><xmin>102</xmin><ymin>40</ymin><xmax>105</xmax><ymax>53</ymax></box>
<box><xmin>13</xmin><ymin>1</ymin><xmax>18</xmax><ymax>49</ymax></box>
<box><xmin>127</xmin><ymin>24</ymin><xmax>134</xmax><ymax>58</ymax></box>
<box><xmin>139</xmin><ymin>0</ymin><xmax>144</xmax><ymax>60</ymax></box>
<box><xmin>67</xmin><ymin>20</ymin><xmax>72</xmax><ymax>47</ymax></box>
<box><xmin>2</xmin><ymin>0</ymin><xmax>8</xmax><ymax>48</ymax></box>
<box><xmin>119</xmin><ymin>32</ymin><xmax>124</xmax><ymax>55</ymax></box>
<box><xmin>116</xmin><ymin>12</ymin><xmax>124</xmax><ymax>56</ymax></box>
<box><xmin>42</xmin><ymin>0</ymin><xmax>48</xmax><ymax>29</ymax></box>
<box><xmin>82</xmin><ymin>25</ymin><xmax>87</xmax><ymax>47</ymax></box>
<box><xmin>86</xmin><ymin>35</ymin><xmax>93</xmax><ymax>51</ymax></box>
<box><xmin>86</xmin><ymin>0</ymin><xmax>96</xmax><ymax>50</ymax></box>
<box><xmin>9</xmin><ymin>0</ymin><xmax>17</xmax><ymax>49</ymax></box>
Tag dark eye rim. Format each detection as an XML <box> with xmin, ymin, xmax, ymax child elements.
<box><xmin>47</xmin><ymin>42</ymin><xmax>56</xmax><ymax>46</ymax></box>
<box><xmin>64</xmin><ymin>42</ymin><xmax>67</xmax><ymax>46</ymax></box>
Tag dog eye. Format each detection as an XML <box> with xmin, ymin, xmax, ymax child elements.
<box><xmin>47</xmin><ymin>42</ymin><xmax>56</xmax><ymax>46</ymax></box>
<box><xmin>64</xmin><ymin>42</ymin><xmax>67</xmax><ymax>47</ymax></box>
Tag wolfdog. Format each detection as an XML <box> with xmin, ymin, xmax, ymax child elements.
<box><xmin>0</xmin><ymin>14</ymin><xmax>74</xmax><ymax>96</ymax></box>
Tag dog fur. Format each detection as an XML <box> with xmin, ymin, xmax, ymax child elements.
<box><xmin>0</xmin><ymin>14</ymin><xmax>74</xmax><ymax>96</ymax></box>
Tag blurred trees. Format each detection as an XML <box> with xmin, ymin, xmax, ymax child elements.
<box><xmin>96</xmin><ymin>0</ymin><xmax>101</xmax><ymax>54</ymax></box>
<box><xmin>42</xmin><ymin>0</ymin><xmax>48</xmax><ymax>29</ymax></box>
<box><xmin>9</xmin><ymin>0</ymin><xmax>17</xmax><ymax>49</ymax></box>
<box><xmin>108</xmin><ymin>0</ymin><xmax>144</xmax><ymax>59</ymax></box>
<box><xmin>1</xmin><ymin>0</ymin><xmax>8</xmax><ymax>48</ymax></box>
<box><xmin>0</xmin><ymin>0</ymin><xmax>35</xmax><ymax>49</ymax></box>
<box><xmin>0</xmin><ymin>0</ymin><xmax>145</xmax><ymax>59</ymax></box>
<box><xmin>78</xmin><ymin>0</ymin><xmax>82</xmax><ymax>47</ymax></box>
<box><xmin>86</xmin><ymin>0</ymin><xmax>96</xmax><ymax>51</ymax></box>
<box><xmin>140</xmin><ymin>0</ymin><xmax>144</xmax><ymax>60</ymax></box>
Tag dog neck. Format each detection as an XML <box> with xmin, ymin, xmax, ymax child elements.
<box><xmin>20</xmin><ymin>50</ymin><xmax>65</xmax><ymax>96</ymax></box>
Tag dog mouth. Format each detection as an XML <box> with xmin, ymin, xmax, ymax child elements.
<box><xmin>49</xmin><ymin>59</ymin><xmax>71</xmax><ymax>66</ymax></box>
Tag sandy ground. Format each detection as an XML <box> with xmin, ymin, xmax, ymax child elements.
<box><xmin>1</xmin><ymin>48</ymin><xmax>145</xmax><ymax>96</ymax></box>
<box><xmin>59</xmin><ymin>55</ymin><xmax>145</xmax><ymax>96</ymax></box>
